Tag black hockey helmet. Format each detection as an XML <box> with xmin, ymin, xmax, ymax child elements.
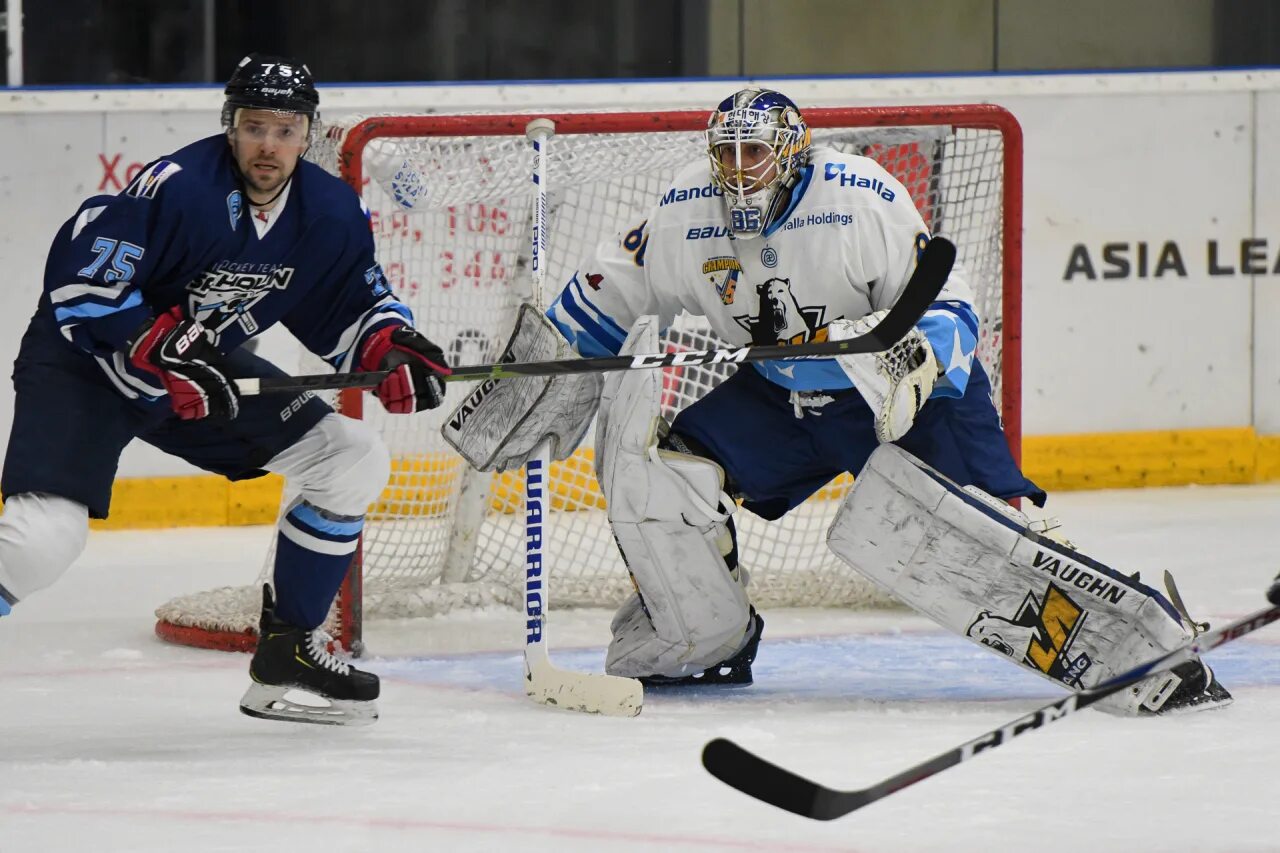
<box><xmin>221</xmin><ymin>53</ymin><xmax>319</xmax><ymax>130</ymax></box>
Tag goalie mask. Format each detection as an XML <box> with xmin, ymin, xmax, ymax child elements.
<box><xmin>706</xmin><ymin>88</ymin><xmax>811</xmax><ymax>239</ymax></box>
<box><xmin>221</xmin><ymin>53</ymin><xmax>320</xmax><ymax>141</ymax></box>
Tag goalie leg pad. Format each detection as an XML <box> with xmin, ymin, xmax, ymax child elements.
<box><xmin>604</xmin><ymin>452</ymin><xmax>750</xmax><ymax>680</ymax></box>
<box><xmin>0</xmin><ymin>493</ymin><xmax>89</xmax><ymax>605</ymax></box>
<box><xmin>597</xmin><ymin>317</ymin><xmax>752</xmax><ymax>680</ymax></box>
<box><xmin>827</xmin><ymin>444</ymin><xmax>1197</xmax><ymax>715</ymax></box>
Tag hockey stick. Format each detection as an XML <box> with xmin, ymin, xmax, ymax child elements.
<box><xmin>521</xmin><ymin>118</ymin><xmax>642</xmax><ymax>717</ymax></box>
<box><xmin>234</xmin><ymin>236</ymin><xmax>956</xmax><ymax>397</ymax></box>
<box><xmin>702</xmin><ymin>600</ymin><xmax>1280</xmax><ymax>820</ymax></box>
<box><xmin>523</xmin><ymin>450</ymin><xmax>642</xmax><ymax>716</ymax></box>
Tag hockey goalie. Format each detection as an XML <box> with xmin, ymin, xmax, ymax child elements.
<box><xmin>442</xmin><ymin>86</ymin><xmax>1230</xmax><ymax>715</ymax></box>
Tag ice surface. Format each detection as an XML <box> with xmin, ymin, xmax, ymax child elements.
<box><xmin>2</xmin><ymin>484</ymin><xmax>1278</xmax><ymax>852</ymax></box>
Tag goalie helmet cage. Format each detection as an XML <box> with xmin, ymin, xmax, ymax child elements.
<box><xmin>154</xmin><ymin>104</ymin><xmax>1023</xmax><ymax>654</ymax></box>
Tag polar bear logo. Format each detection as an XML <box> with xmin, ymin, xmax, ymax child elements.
<box><xmin>966</xmin><ymin>610</ymin><xmax>1038</xmax><ymax>660</ymax></box>
<box><xmin>756</xmin><ymin>277</ymin><xmax>811</xmax><ymax>342</ymax></box>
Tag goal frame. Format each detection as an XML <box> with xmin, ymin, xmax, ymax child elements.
<box><xmin>152</xmin><ymin>104</ymin><xmax>1023</xmax><ymax>654</ymax></box>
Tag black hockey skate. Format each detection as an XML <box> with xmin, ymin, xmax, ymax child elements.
<box><xmin>640</xmin><ymin>611</ymin><xmax>764</xmax><ymax>688</ymax></box>
<box><xmin>1139</xmin><ymin>658</ymin><xmax>1233</xmax><ymax>715</ymax></box>
<box><xmin>1136</xmin><ymin>570</ymin><xmax>1233</xmax><ymax>714</ymax></box>
<box><xmin>239</xmin><ymin>585</ymin><xmax>380</xmax><ymax>726</ymax></box>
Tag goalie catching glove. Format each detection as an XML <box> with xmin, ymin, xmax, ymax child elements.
<box><xmin>830</xmin><ymin>309</ymin><xmax>938</xmax><ymax>443</ymax></box>
<box><xmin>357</xmin><ymin>324</ymin><xmax>450</xmax><ymax>414</ymax></box>
<box><xmin>442</xmin><ymin>303</ymin><xmax>601</xmax><ymax>472</ymax></box>
<box><xmin>128</xmin><ymin>306</ymin><xmax>240</xmax><ymax>421</ymax></box>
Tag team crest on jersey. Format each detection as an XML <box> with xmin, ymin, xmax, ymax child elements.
<box><xmin>966</xmin><ymin>582</ymin><xmax>1093</xmax><ymax>688</ymax></box>
<box><xmin>733</xmin><ymin>277</ymin><xmax>829</xmax><ymax>345</ymax></box>
<box><xmin>227</xmin><ymin>191</ymin><xmax>244</xmax><ymax>230</ymax></box>
<box><xmin>186</xmin><ymin>264</ymin><xmax>295</xmax><ymax>337</ymax></box>
<box><xmin>125</xmin><ymin>160</ymin><xmax>183</xmax><ymax>200</ymax></box>
<box><xmin>702</xmin><ymin>256</ymin><xmax>741</xmax><ymax>305</ymax></box>
<box><xmin>364</xmin><ymin>263</ymin><xmax>392</xmax><ymax>298</ymax></box>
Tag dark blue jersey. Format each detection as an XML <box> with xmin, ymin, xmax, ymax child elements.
<box><xmin>40</xmin><ymin>134</ymin><xmax>411</xmax><ymax>401</ymax></box>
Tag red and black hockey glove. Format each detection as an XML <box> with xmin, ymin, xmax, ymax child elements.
<box><xmin>358</xmin><ymin>325</ymin><xmax>451</xmax><ymax>414</ymax></box>
<box><xmin>127</xmin><ymin>307</ymin><xmax>240</xmax><ymax>421</ymax></box>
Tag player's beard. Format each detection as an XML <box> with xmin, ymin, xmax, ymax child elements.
<box><xmin>244</xmin><ymin>159</ymin><xmax>290</xmax><ymax>200</ymax></box>
<box><xmin>231</xmin><ymin>139</ymin><xmax>295</xmax><ymax>204</ymax></box>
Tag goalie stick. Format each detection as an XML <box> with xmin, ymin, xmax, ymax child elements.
<box><xmin>235</xmin><ymin>236</ymin><xmax>956</xmax><ymax>397</ymax></box>
<box><xmin>523</xmin><ymin>448</ymin><xmax>641</xmax><ymax>716</ymax></box>
<box><xmin>702</xmin><ymin>599</ymin><xmax>1280</xmax><ymax>820</ymax></box>
<box><xmin>521</xmin><ymin>118</ymin><xmax>642</xmax><ymax>717</ymax></box>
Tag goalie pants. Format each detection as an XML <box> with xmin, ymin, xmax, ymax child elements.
<box><xmin>671</xmin><ymin>360</ymin><xmax>1045</xmax><ymax>522</ymax></box>
<box><xmin>1</xmin><ymin>315</ymin><xmax>331</xmax><ymax>519</ymax></box>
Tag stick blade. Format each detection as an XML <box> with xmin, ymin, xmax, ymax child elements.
<box><xmin>702</xmin><ymin>603</ymin><xmax>1280</xmax><ymax>821</ymax></box>
<box><xmin>862</xmin><ymin>236</ymin><xmax>956</xmax><ymax>348</ymax></box>
<box><xmin>702</xmin><ymin>738</ymin><xmax>858</xmax><ymax>820</ymax></box>
<box><xmin>525</xmin><ymin>659</ymin><xmax>643</xmax><ymax>717</ymax></box>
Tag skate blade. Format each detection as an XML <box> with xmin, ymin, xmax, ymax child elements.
<box><xmin>1159</xmin><ymin>694</ymin><xmax>1235</xmax><ymax>715</ymax></box>
<box><xmin>239</xmin><ymin>682</ymin><xmax>378</xmax><ymax>727</ymax></box>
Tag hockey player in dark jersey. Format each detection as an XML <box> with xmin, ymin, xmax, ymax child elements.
<box><xmin>0</xmin><ymin>54</ymin><xmax>450</xmax><ymax>726</ymax></box>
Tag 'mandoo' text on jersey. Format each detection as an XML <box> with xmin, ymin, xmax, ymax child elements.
<box><xmin>40</xmin><ymin>134</ymin><xmax>411</xmax><ymax>403</ymax></box>
<box><xmin>548</xmin><ymin>146</ymin><xmax>980</xmax><ymax>397</ymax></box>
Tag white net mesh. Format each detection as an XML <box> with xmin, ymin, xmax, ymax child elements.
<box><xmin>155</xmin><ymin>108</ymin><xmax>1014</xmax><ymax>648</ymax></box>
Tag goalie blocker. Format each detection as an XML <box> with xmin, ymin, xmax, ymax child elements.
<box><xmin>441</xmin><ymin>302</ymin><xmax>601</xmax><ymax>472</ymax></box>
<box><xmin>829</xmin><ymin>444</ymin><xmax>1231</xmax><ymax>716</ymax></box>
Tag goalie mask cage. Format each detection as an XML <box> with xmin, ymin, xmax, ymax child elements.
<box><xmin>154</xmin><ymin>104</ymin><xmax>1022</xmax><ymax>654</ymax></box>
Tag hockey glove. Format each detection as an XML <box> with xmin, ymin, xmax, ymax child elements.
<box><xmin>127</xmin><ymin>307</ymin><xmax>240</xmax><ymax>421</ymax></box>
<box><xmin>831</xmin><ymin>310</ymin><xmax>938</xmax><ymax>443</ymax></box>
<box><xmin>441</xmin><ymin>303</ymin><xmax>601</xmax><ymax>472</ymax></box>
<box><xmin>358</xmin><ymin>325</ymin><xmax>451</xmax><ymax>414</ymax></box>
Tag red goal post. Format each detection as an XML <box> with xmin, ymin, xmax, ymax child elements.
<box><xmin>153</xmin><ymin>104</ymin><xmax>1022</xmax><ymax>654</ymax></box>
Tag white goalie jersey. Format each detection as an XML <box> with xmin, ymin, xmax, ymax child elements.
<box><xmin>547</xmin><ymin>145</ymin><xmax>980</xmax><ymax>397</ymax></box>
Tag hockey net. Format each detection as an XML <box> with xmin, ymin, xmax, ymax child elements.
<box><xmin>154</xmin><ymin>105</ymin><xmax>1022</xmax><ymax>653</ymax></box>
